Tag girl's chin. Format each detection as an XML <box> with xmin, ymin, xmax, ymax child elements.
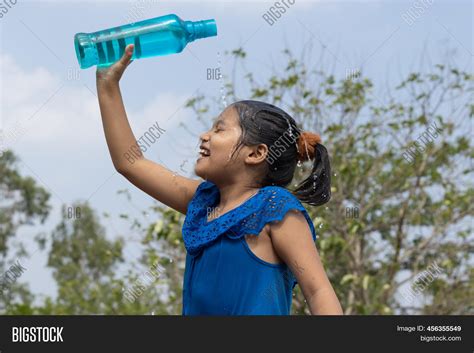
<box><xmin>194</xmin><ymin>166</ymin><xmax>211</xmax><ymax>181</ymax></box>
<box><xmin>194</xmin><ymin>162</ymin><xmax>207</xmax><ymax>175</ymax></box>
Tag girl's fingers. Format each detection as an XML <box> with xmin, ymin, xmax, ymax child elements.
<box><xmin>119</xmin><ymin>44</ymin><xmax>134</xmax><ymax>67</ymax></box>
<box><xmin>96</xmin><ymin>44</ymin><xmax>134</xmax><ymax>82</ymax></box>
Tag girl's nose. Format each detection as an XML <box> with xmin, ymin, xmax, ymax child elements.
<box><xmin>200</xmin><ymin>131</ymin><xmax>210</xmax><ymax>142</ymax></box>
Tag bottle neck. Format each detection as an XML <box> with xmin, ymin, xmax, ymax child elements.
<box><xmin>185</xmin><ymin>19</ymin><xmax>217</xmax><ymax>42</ymax></box>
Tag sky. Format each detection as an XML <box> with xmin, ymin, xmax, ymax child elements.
<box><xmin>0</xmin><ymin>0</ymin><xmax>472</xmax><ymax>304</ymax></box>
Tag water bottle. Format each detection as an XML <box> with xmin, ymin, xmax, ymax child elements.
<box><xmin>74</xmin><ymin>14</ymin><xmax>217</xmax><ymax>69</ymax></box>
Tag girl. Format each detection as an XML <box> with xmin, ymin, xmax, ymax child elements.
<box><xmin>97</xmin><ymin>44</ymin><xmax>343</xmax><ymax>315</ymax></box>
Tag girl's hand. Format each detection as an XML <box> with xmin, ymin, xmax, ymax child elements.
<box><xmin>96</xmin><ymin>44</ymin><xmax>134</xmax><ymax>87</ymax></box>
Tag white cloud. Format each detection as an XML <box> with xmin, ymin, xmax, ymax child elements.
<box><xmin>0</xmin><ymin>53</ymin><xmax>190</xmax><ymax>155</ymax></box>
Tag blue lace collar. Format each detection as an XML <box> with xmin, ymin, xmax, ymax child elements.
<box><xmin>182</xmin><ymin>181</ymin><xmax>317</xmax><ymax>256</ymax></box>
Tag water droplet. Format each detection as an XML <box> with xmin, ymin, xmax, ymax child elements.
<box><xmin>297</xmin><ymin>160</ymin><xmax>302</xmax><ymax>167</ymax></box>
<box><xmin>217</xmin><ymin>51</ymin><xmax>227</xmax><ymax>108</ymax></box>
<box><xmin>318</xmin><ymin>223</ymin><xmax>323</xmax><ymax>229</ymax></box>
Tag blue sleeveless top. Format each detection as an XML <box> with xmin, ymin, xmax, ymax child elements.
<box><xmin>181</xmin><ymin>180</ymin><xmax>318</xmax><ymax>315</ymax></box>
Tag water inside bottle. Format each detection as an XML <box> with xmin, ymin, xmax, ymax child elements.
<box><xmin>94</xmin><ymin>26</ymin><xmax>185</xmax><ymax>66</ymax></box>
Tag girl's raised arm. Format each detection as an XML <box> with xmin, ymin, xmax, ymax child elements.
<box><xmin>96</xmin><ymin>44</ymin><xmax>200</xmax><ymax>215</ymax></box>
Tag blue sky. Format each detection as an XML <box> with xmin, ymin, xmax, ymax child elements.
<box><xmin>0</xmin><ymin>0</ymin><xmax>472</xmax><ymax>302</ymax></box>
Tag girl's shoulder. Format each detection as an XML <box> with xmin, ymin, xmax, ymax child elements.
<box><xmin>252</xmin><ymin>185</ymin><xmax>318</xmax><ymax>242</ymax></box>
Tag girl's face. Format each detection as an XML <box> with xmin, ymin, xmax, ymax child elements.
<box><xmin>194</xmin><ymin>106</ymin><xmax>247</xmax><ymax>183</ymax></box>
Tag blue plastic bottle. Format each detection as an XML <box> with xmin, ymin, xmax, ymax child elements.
<box><xmin>74</xmin><ymin>14</ymin><xmax>217</xmax><ymax>69</ymax></box>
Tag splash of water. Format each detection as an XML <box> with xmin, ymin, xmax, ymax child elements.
<box><xmin>217</xmin><ymin>51</ymin><xmax>227</xmax><ymax>108</ymax></box>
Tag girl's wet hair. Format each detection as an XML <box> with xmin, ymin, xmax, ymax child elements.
<box><xmin>230</xmin><ymin>100</ymin><xmax>331</xmax><ymax>206</ymax></box>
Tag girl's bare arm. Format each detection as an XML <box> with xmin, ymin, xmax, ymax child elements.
<box><xmin>270</xmin><ymin>210</ymin><xmax>344</xmax><ymax>315</ymax></box>
<box><xmin>96</xmin><ymin>44</ymin><xmax>200</xmax><ymax>214</ymax></box>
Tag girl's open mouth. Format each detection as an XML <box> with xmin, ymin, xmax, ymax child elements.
<box><xmin>198</xmin><ymin>146</ymin><xmax>211</xmax><ymax>159</ymax></box>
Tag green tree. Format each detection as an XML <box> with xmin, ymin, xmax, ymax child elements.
<box><xmin>0</xmin><ymin>150</ymin><xmax>51</xmax><ymax>313</ymax></box>
<box><xmin>29</xmin><ymin>200</ymin><xmax>183</xmax><ymax>315</ymax></box>
<box><xmin>42</xmin><ymin>202</ymin><xmax>126</xmax><ymax>314</ymax></box>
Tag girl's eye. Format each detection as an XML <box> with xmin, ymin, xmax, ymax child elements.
<box><xmin>214</xmin><ymin>127</ymin><xmax>222</xmax><ymax>133</ymax></box>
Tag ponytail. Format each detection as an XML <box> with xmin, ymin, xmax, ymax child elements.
<box><xmin>293</xmin><ymin>143</ymin><xmax>331</xmax><ymax>206</ymax></box>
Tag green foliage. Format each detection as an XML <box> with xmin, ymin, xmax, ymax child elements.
<box><xmin>0</xmin><ymin>151</ymin><xmax>50</xmax><ymax>257</ymax></box>
<box><xmin>0</xmin><ymin>151</ymin><xmax>51</xmax><ymax>312</ymax></box>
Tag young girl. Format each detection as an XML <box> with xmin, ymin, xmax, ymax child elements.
<box><xmin>96</xmin><ymin>44</ymin><xmax>343</xmax><ymax>315</ymax></box>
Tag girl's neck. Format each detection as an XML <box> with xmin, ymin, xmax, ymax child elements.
<box><xmin>215</xmin><ymin>184</ymin><xmax>260</xmax><ymax>210</ymax></box>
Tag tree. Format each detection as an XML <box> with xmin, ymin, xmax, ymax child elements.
<box><xmin>29</xmin><ymin>199</ymin><xmax>182</xmax><ymax>315</ymax></box>
<box><xmin>0</xmin><ymin>150</ymin><xmax>51</xmax><ymax>313</ymax></box>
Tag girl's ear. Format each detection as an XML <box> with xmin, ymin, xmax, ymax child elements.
<box><xmin>245</xmin><ymin>144</ymin><xmax>269</xmax><ymax>165</ymax></box>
